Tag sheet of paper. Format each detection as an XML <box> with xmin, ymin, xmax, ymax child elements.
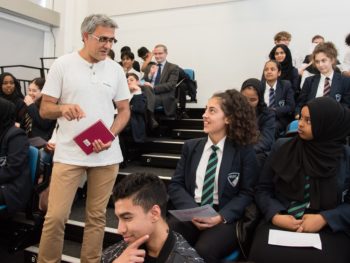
<box><xmin>268</xmin><ymin>229</ymin><xmax>322</xmax><ymax>250</ymax></box>
<box><xmin>168</xmin><ymin>205</ymin><xmax>219</xmax><ymax>222</ymax></box>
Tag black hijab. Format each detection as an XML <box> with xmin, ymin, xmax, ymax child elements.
<box><xmin>269</xmin><ymin>44</ymin><xmax>294</xmax><ymax>83</ymax></box>
<box><xmin>0</xmin><ymin>97</ymin><xmax>16</xmax><ymax>143</ymax></box>
<box><xmin>271</xmin><ymin>97</ymin><xmax>350</xmax><ymax>210</ymax></box>
<box><xmin>0</xmin><ymin>72</ymin><xmax>24</xmax><ymax>103</ymax></box>
<box><xmin>241</xmin><ymin>78</ymin><xmax>267</xmax><ymax>115</ymax></box>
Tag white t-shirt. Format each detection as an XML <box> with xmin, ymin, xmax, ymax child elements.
<box><xmin>42</xmin><ymin>52</ymin><xmax>130</xmax><ymax>166</ymax></box>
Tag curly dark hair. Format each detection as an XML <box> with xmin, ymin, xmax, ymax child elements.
<box><xmin>213</xmin><ymin>89</ymin><xmax>258</xmax><ymax>146</ymax></box>
<box><xmin>112</xmin><ymin>172</ymin><xmax>168</xmax><ymax>220</ymax></box>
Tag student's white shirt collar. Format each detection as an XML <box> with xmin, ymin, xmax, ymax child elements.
<box><xmin>204</xmin><ymin>136</ymin><xmax>226</xmax><ymax>152</ymax></box>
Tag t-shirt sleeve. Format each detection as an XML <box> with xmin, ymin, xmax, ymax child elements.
<box><xmin>113</xmin><ymin>66</ymin><xmax>130</xmax><ymax>102</ymax></box>
<box><xmin>41</xmin><ymin>59</ymin><xmax>63</xmax><ymax>99</ymax></box>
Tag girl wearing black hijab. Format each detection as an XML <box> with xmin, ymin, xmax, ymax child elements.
<box><xmin>249</xmin><ymin>97</ymin><xmax>350</xmax><ymax>263</ymax></box>
<box><xmin>0</xmin><ymin>72</ymin><xmax>26</xmax><ymax>124</ymax></box>
<box><xmin>0</xmin><ymin>98</ymin><xmax>31</xmax><ymax>214</ymax></box>
<box><xmin>241</xmin><ymin>78</ymin><xmax>275</xmax><ymax>168</ymax></box>
<box><xmin>269</xmin><ymin>44</ymin><xmax>300</xmax><ymax>98</ymax></box>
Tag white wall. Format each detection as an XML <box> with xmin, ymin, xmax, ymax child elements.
<box><xmin>91</xmin><ymin>0</ymin><xmax>349</xmax><ymax>107</ymax></box>
<box><xmin>2</xmin><ymin>0</ymin><xmax>350</xmax><ymax>108</ymax></box>
<box><xmin>0</xmin><ymin>14</ymin><xmax>46</xmax><ymax>80</ymax></box>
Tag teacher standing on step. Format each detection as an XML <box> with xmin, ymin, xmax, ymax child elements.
<box><xmin>37</xmin><ymin>14</ymin><xmax>130</xmax><ymax>263</ymax></box>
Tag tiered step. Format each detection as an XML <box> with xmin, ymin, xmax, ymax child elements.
<box><xmin>171</xmin><ymin>128</ymin><xmax>205</xmax><ymax>139</ymax></box>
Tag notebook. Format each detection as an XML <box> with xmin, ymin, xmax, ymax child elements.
<box><xmin>73</xmin><ymin>119</ymin><xmax>115</xmax><ymax>155</ymax></box>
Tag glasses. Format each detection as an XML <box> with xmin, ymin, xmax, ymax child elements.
<box><xmin>90</xmin><ymin>34</ymin><xmax>117</xmax><ymax>44</ymax></box>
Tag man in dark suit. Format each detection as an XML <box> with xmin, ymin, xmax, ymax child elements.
<box><xmin>143</xmin><ymin>44</ymin><xmax>179</xmax><ymax>117</ymax></box>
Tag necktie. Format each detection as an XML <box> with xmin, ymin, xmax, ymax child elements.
<box><xmin>201</xmin><ymin>145</ymin><xmax>219</xmax><ymax>206</ymax></box>
<box><xmin>287</xmin><ymin>175</ymin><xmax>310</xmax><ymax>219</ymax></box>
<box><xmin>23</xmin><ymin>112</ymin><xmax>32</xmax><ymax>136</ymax></box>
<box><xmin>269</xmin><ymin>88</ymin><xmax>275</xmax><ymax>107</ymax></box>
<box><xmin>154</xmin><ymin>64</ymin><xmax>162</xmax><ymax>85</ymax></box>
<box><xmin>323</xmin><ymin>77</ymin><xmax>330</xmax><ymax>96</ymax></box>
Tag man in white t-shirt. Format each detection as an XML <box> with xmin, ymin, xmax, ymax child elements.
<box><xmin>37</xmin><ymin>14</ymin><xmax>130</xmax><ymax>263</ymax></box>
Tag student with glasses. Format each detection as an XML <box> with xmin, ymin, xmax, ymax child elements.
<box><xmin>37</xmin><ymin>14</ymin><xmax>130</xmax><ymax>263</ymax></box>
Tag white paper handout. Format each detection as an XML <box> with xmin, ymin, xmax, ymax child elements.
<box><xmin>168</xmin><ymin>205</ymin><xmax>219</xmax><ymax>222</ymax></box>
<box><xmin>268</xmin><ymin>229</ymin><xmax>322</xmax><ymax>250</ymax></box>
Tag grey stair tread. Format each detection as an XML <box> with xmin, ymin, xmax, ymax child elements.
<box><xmin>149</xmin><ymin>138</ymin><xmax>185</xmax><ymax>144</ymax></box>
<box><xmin>172</xmin><ymin>128</ymin><xmax>203</xmax><ymax>132</ymax></box>
<box><xmin>120</xmin><ymin>162</ymin><xmax>174</xmax><ymax>178</ymax></box>
<box><xmin>26</xmin><ymin>240</ymin><xmax>81</xmax><ymax>262</ymax></box>
<box><xmin>141</xmin><ymin>153</ymin><xmax>181</xmax><ymax>159</ymax></box>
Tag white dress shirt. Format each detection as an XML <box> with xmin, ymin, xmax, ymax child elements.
<box><xmin>194</xmin><ymin>136</ymin><xmax>226</xmax><ymax>205</ymax></box>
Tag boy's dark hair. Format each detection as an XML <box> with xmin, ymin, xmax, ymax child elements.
<box><xmin>126</xmin><ymin>72</ymin><xmax>139</xmax><ymax>81</ymax></box>
<box><xmin>113</xmin><ymin>173</ymin><xmax>168</xmax><ymax>219</ymax></box>
<box><xmin>137</xmin><ymin>46</ymin><xmax>149</xmax><ymax>59</ymax></box>
<box><xmin>345</xmin><ymin>33</ymin><xmax>350</xmax><ymax>46</ymax></box>
<box><xmin>108</xmin><ymin>49</ymin><xmax>115</xmax><ymax>60</ymax></box>
<box><xmin>120</xmin><ymin>46</ymin><xmax>131</xmax><ymax>53</ymax></box>
<box><xmin>121</xmin><ymin>51</ymin><xmax>135</xmax><ymax>61</ymax></box>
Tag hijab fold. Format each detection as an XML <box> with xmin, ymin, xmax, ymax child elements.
<box><xmin>271</xmin><ymin>97</ymin><xmax>350</xmax><ymax>210</ymax></box>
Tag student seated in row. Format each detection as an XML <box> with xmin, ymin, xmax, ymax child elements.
<box><xmin>268</xmin><ymin>44</ymin><xmax>300</xmax><ymax>98</ymax></box>
<box><xmin>261</xmin><ymin>60</ymin><xmax>295</xmax><ymax>137</ymax></box>
<box><xmin>168</xmin><ymin>89</ymin><xmax>258</xmax><ymax>262</ymax></box>
<box><xmin>126</xmin><ymin>73</ymin><xmax>147</xmax><ymax>143</ymax></box>
<box><xmin>249</xmin><ymin>97</ymin><xmax>350</xmax><ymax>263</ymax></box>
<box><xmin>101</xmin><ymin>172</ymin><xmax>204</xmax><ymax>263</ymax></box>
<box><xmin>0</xmin><ymin>97</ymin><xmax>32</xmax><ymax>216</ymax></box>
<box><xmin>241</xmin><ymin>78</ymin><xmax>275</xmax><ymax>169</ymax></box>
<box><xmin>22</xmin><ymin>77</ymin><xmax>56</xmax><ymax>142</ymax></box>
<box><xmin>295</xmin><ymin>42</ymin><xmax>350</xmax><ymax>118</ymax></box>
<box><xmin>0</xmin><ymin>72</ymin><xmax>26</xmax><ymax>125</ymax></box>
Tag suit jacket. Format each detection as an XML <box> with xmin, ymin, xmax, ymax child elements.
<box><xmin>262</xmin><ymin>79</ymin><xmax>295</xmax><ymax>124</ymax></box>
<box><xmin>144</xmin><ymin>61</ymin><xmax>179</xmax><ymax>116</ymax></box>
<box><xmin>296</xmin><ymin>72</ymin><xmax>350</xmax><ymax>115</ymax></box>
<box><xmin>168</xmin><ymin>137</ymin><xmax>258</xmax><ymax>223</ymax></box>
<box><xmin>256</xmin><ymin>138</ymin><xmax>350</xmax><ymax>234</ymax></box>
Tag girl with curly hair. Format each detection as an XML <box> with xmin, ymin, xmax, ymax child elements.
<box><xmin>168</xmin><ymin>89</ymin><xmax>259</xmax><ymax>262</ymax></box>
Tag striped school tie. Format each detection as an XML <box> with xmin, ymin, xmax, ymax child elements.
<box><xmin>323</xmin><ymin>77</ymin><xmax>330</xmax><ymax>96</ymax></box>
<box><xmin>269</xmin><ymin>88</ymin><xmax>275</xmax><ymax>107</ymax></box>
<box><xmin>287</xmin><ymin>175</ymin><xmax>310</xmax><ymax>219</ymax></box>
<box><xmin>201</xmin><ymin>145</ymin><xmax>219</xmax><ymax>206</ymax></box>
<box><xmin>23</xmin><ymin>112</ymin><xmax>33</xmax><ymax>136</ymax></box>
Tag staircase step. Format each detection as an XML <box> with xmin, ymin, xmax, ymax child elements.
<box><xmin>171</xmin><ymin>128</ymin><xmax>204</xmax><ymax>139</ymax></box>
<box><xmin>140</xmin><ymin>153</ymin><xmax>180</xmax><ymax>169</ymax></box>
<box><xmin>143</xmin><ymin>138</ymin><xmax>184</xmax><ymax>154</ymax></box>
<box><xmin>24</xmin><ymin>240</ymin><xmax>81</xmax><ymax>263</ymax></box>
<box><xmin>160</xmin><ymin>118</ymin><xmax>203</xmax><ymax>129</ymax></box>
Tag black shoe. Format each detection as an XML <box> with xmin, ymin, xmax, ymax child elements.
<box><xmin>149</xmin><ymin>116</ymin><xmax>159</xmax><ymax>130</ymax></box>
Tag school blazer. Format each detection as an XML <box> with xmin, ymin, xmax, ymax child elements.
<box><xmin>295</xmin><ymin>72</ymin><xmax>350</xmax><ymax>115</ymax></box>
<box><xmin>255</xmin><ymin>108</ymin><xmax>275</xmax><ymax>154</ymax></box>
<box><xmin>168</xmin><ymin>137</ymin><xmax>258</xmax><ymax>223</ymax></box>
<box><xmin>256</xmin><ymin>138</ymin><xmax>350</xmax><ymax>234</ymax></box>
<box><xmin>261</xmin><ymin>80</ymin><xmax>295</xmax><ymax>121</ymax></box>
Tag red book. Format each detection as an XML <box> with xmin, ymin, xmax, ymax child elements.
<box><xmin>73</xmin><ymin>119</ymin><xmax>115</xmax><ymax>155</ymax></box>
